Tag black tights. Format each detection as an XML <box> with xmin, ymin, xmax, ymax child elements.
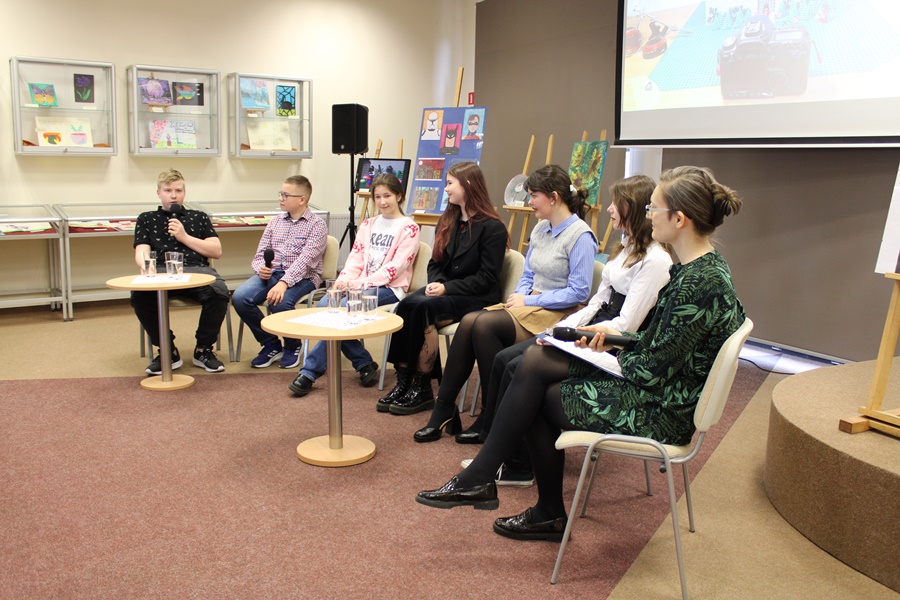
<box><xmin>426</xmin><ymin>310</ymin><xmax>525</xmax><ymax>426</ymax></box>
<box><xmin>455</xmin><ymin>344</ymin><xmax>575</xmax><ymax>519</ymax></box>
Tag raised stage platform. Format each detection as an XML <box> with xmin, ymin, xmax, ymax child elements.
<box><xmin>765</xmin><ymin>361</ymin><xmax>900</xmax><ymax>593</ymax></box>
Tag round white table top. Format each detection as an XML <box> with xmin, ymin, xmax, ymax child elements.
<box><xmin>106</xmin><ymin>273</ymin><xmax>215</xmax><ymax>292</ymax></box>
<box><xmin>262</xmin><ymin>306</ymin><xmax>403</xmax><ymax>342</ymax></box>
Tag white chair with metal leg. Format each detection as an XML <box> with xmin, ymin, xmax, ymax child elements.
<box><xmin>441</xmin><ymin>249</ymin><xmax>526</xmax><ymax>413</ymax></box>
<box><xmin>549</xmin><ymin>318</ymin><xmax>753</xmax><ymax>600</ymax></box>
<box><xmin>376</xmin><ymin>242</ymin><xmax>431</xmax><ymax>391</ymax></box>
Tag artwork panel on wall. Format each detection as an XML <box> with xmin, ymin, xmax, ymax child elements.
<box><xmin>35</xmin><ymin>116</ymin><xmax>93</xmax><ymax>147</ymax></box>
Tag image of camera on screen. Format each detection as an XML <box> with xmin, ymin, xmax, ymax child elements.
<box><xmin>718</xmin><ymin>15</ymin><xmax>812</xmax><ymax>99</ymax></box>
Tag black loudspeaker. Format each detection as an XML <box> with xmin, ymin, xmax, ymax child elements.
<box><xmin>332</xmin><ymin>104</ymin><xmax>368</xmax><ymax>155</ymax></box>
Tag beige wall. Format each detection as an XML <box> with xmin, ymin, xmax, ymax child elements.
<box><xmin>0</xmin><ymin>0</ymin><xmax>477</xmax><ymax>290</ymax></box>
<box><xmin>475</xmin><ymin>0</ymin><xmax>900</xmax><ymax>361</ymax></box>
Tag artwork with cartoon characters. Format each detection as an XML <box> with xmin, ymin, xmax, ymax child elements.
<box><xmin>410</xmin><ymin>106</ymin><xmax>488</xmax><ymax>215</ymax></box>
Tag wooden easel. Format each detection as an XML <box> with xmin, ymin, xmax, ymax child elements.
<box><xmin>502</xmin><ymin>134</ymin><xmax>554</xmax><ymax>253</ymax></box>
<box><xmin>579</xmin><ymin>129</ymin><xmax>613</xmax><ymax>251</ymax></box>
<box><xmin>839</xmin><ymin>272</ymin><xmax>900</xmax><ymax>438</ymax></box>
<box><xmin>357</xmin><ymin>138</ymin><xmax>404</xmax><ymax>222</ymax></box>
<box><xmin>502</xmin><ymin>135</ymin><xmax>536</xmax><ymax>252</ymax></box>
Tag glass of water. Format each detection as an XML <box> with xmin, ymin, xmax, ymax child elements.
<box><xmin>165</xmin><ymin>252</ymin><xmax>184</xmax><ymax>278</ymax></box>
<box><xmin>326</xmin><ymin>280</ymin><xmax>343</xmax><ymax>313</ymax></box>
<box><xmin>362</xmin><ymin>288</ymin><xmax>378</xmax><ymax>321</ymax></box>
<box><xmin>347</xmin><ymin>290</ymin><xmax>363</xmax><ymax>325</ymax></box>
<box><xmin>143</xmin><ymin>251</ymin><xmax>157</xmax><ymax>277</ymax></box>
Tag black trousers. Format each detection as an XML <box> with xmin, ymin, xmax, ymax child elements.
<box><xmin>386</xmin><ymin>288</ymin><xmax>487</xmax><ymax>374</ymax></box>
<box><xmin>131</xmin><ymin>285</ymin><xmax>228</xmax><ymax>349</ymax></box>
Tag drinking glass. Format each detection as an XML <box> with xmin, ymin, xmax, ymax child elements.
<box><xmin>143</xmin><ymin>251</ymin><xmax>157</xmax><ymax>277</ymax></box>
<box><xmin>165</xmin><ymin>251</ymin><xmax>184</xmax><ymax>278</ymax></box>
<box><xmin>362</xmin><ymin>288</ymin><xmax>378</xmax><ymax>321</ymax></box>
<box><xmin>325</xmin><ymin>279</ymin><xmax>342</xmax><ymax>313</ymax></box>
<box><xmin>347</xmin><ymin>295</ymin><xmax>363</xmax><ymax>325</ymax></box>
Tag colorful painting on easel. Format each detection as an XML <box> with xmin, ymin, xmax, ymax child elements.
<box><xmin>568</xmin><ymin>140</ymin><xmax>609</xmax><ymax>206</ymax></box>
<box><xmin>462</xmin><ymin>109</ymin><xmax>485</xmax><ymax>140</ymax></box>
<box><xmin>35</xmin><ymin>117</ymin><xmax>93</xmax><ymax>147</ymax></box>
<box><xmin>74</xmin><ymin>74</ymin><xmax>94</xmax><ymax>103</ymax></box>
<box><xmin>276</xmin><ymin>85</ymin><xmax>296</xmax><ymax>116</ymax></box>
<box><xmin>240</xmin><ymin>78</ymin><xmax>270</xmax><ymax>110</ymax></box>
<box><xmin>149</xmin><ymin>120</ymin><xmax>197</xmax><ymax>149</ymax></box>
<box><xmin>410</xmin><ymin>106</ymin><xmax>488</xmax><ymax>215</ymax></box>
<box><xmin>439</xmin><ymin>123</ymin><xmax>461</xmax><ymax>155</ymax></box>
<box><xmin>173</xmin><ymin>82</ymin><xmax>204</xmax><ymax>106</ymax></box>
<box><xmin>420</xmin><ymin>110</ymin><xmax>444</xmax><ymax>141</ymax></box>
<box><xmin>29</xmin><ymin>83</ymin><xmax>58</xmax><ymax>107</ymax></box>
<box><xmin>138</xmin><ymin>78</ymin><xmax>173</xmax><ymax>105</ymax></box>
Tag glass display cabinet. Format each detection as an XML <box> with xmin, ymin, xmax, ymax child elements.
<box><xmin>227</xmin><ymin>73</ymin><xmax>312</xmax><ymax>159</ymax></box>
<box><xmin>127</xmin><ymin>64</ymin><xmax>220</xmax><ymax>156</ymax></box>
<box><xmin>9</xmin><ymin>56</ymin><xmax>117</xmax><ymax>156</ymax></box>
<box><xmin>0</xmin><ymin>205</ymin><xmax>67</xmax><ymax>318</ymax></box>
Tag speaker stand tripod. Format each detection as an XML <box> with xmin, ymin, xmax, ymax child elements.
<box><xmin>339</xmin><ymin>153</ymin><xmax>359</xmax><ymax>250</ymax></box>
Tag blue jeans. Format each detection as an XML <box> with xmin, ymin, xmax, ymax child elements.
<box><xmin>232</xmin><ymin>272</ymin><xmax>316</xmax><ymax>350</ymax></box>
<box><xmin>300</xmin><ymin>286</ymin><xmax>400</xmax><ymax>381</ymax></box>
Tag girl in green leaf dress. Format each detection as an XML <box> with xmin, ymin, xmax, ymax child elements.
<box><xmin>416</xmin><ymin>166</ymin><xmax>746</xmax><ymax>542</ymax></box>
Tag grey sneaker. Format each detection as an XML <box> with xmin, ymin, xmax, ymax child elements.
<box><xmin>193</xmin><ymin>347</ymin><xmax>225</xmax><ymax>372</ymax></box>
<box><xmin>146</xmin><ymin>347</ymin><xmax>182</xmax><ymax>375</ymax></box>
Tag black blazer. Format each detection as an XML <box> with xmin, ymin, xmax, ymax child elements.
<box><xmin>427</xmin><ymin>217</ymin><xmax>508</xmax><ymax>305</ymax></box>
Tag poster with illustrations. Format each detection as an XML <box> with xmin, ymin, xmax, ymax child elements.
<box><xmin>240</xmin><ymin>78</ymin><xmax>270</xmax><ymax>109</ymax></box>
<box><xmin>410</xmin><ymin>106</ymin><xmax>487</xmax><ymax>215</ymax></box>
<box><xmin>73</xmin><ymin>74</ymin><xmax>94</xmax><ymax>103</ymax></box>
<box><xmin>568</xmin><ymin>140</ymin><xmax>609</xmax><ymax>207</ymax></box>
<box><xmin>276</xmin><ymin>85</ymin><xmax>297</xmax><ymax>116</ymax></box>
<box><xmin>29</xmin><ymin>83</ymin><xmax>58</xmax><ymax>107</ymax></box>
<box><xmin>149</xmin><ymin>120</ymin><xmax>197</xmax><ymax>149</ymax></box>
<box><xmin>35</xmin><ymin>117</ymin><xmax>93</xmax><ymax>147</ymax></box>
<box><xmin>138</xmin><ymin>78</ymin><xmax>173</xmax><ymax>105</ymax></box>
<box><xmin>172</xmin><ymin>82</ymin><xmax>204</xmax><ymax>106</ymax></box>
<box><xmin>246</xmin><ymin>120</ymin><xmax>291</xmax><ymax>150</ymax></box>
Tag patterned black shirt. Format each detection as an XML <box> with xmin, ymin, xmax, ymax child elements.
<box><xmin>133</xmin><ymin>206</ymin><xmax>218</xmax><ymax>268</ymax></box>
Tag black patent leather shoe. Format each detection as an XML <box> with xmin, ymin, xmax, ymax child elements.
<box><xmin>454</xmin><ymin>426</ymin><xmax>484</xmax><ymax>445</ymax></box>
<box><xmin>416</xmin><ymin>476</ymin><xmax>499</xmax><ymax>510</ymax></box>
<box><xmin>414</xmin><ymin>411</ymin><xmax>462</xmax><ymax>443</ymax></box>
<box><xmin>493</xmin><ymin>508</ymin><xmax>567</xmax><ymax>541</ymax></box>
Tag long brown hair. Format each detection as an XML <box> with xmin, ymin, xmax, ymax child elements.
<box><xmin>432</xmin><ymin>162</ymin><xmax>506</xmax><ymax>262</ymax></box>
<box><xmin>370</xmin><ymin>173</ymin><xmax>406</xmax><ymax>215</ymax></box>
<box><xmin>607</xmin><ymin>175</ymin><xmax>657</xmax><ymax>267</ymax></box>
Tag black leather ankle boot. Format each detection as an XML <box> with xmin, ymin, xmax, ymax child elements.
<box><xmin>389</xmin><ymin>372</ymin><xmax>435</xmax><ymax>415</ymax></box>
<box><xmin>376</xmin><ymin>367</ymin><xmax>411</xmax><ymax>413</ymax></box>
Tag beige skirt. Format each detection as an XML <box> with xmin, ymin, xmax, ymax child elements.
<box><xmin>484</xmin><ymin>303</ymin><xmax>581</xmax><ymax>336</ymax></box>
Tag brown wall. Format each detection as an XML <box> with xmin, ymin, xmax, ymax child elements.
<box><xmin>475</xmin><ymin>0</ymin><xmax>900</xmax><ymax>361</ymax></box>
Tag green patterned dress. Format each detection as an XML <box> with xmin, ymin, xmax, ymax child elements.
<box><xmin>560</xmin><ymin>251</ymin><xmax>745</xmax><ymax>446</ymax></box>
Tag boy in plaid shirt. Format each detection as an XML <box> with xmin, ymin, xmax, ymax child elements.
<box><xmin>232</xmin><ymin>175</ymin><xmax>327</xmax><ymax>369</ymax></box>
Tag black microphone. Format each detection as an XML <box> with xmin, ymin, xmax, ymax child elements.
<box><xmin>551</xmin><ymin>327</ymin><xmax>632</xmax><ymax>348</ymax></box>
<box><xmin>261</xmin><ymin>248</ymin><xmax>275</xmax><ymax>281</ymax></box>
<box><xmin>167</xmin><ymin>204</ymin><xmax>184</xmax><ymax>236</ymax></box>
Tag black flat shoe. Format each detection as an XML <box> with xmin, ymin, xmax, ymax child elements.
<box><xmin>414</xmin><ymin>411</ymin><xmax>462</xmax><ymax>443</ymax></box>
<box><xmin>493</xmin><ymin>508</ymin><xmax>567</xmax><ymax>542</ymax></box>
<box><xmin>416</xmin><ymin>476</ymin><xmax>499</xmax><ymax>510</ymax></box>
<box><xmin>454</xmin><ymin>427</ymin><xmax>484</xmax><ymax>445</ymax></box>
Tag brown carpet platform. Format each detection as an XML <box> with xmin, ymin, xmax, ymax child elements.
<box><xmin>0</xmin><ymin>365</ymin><xmax>767</xmax><ymax>598</ymax></box>
<box><xmin>765</xmin><ymin>361</ymin><xmax>900</xmax><ymax>593</ymax></box>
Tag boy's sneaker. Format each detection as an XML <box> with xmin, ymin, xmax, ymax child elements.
<box><xmin>146</xmin><ymin>347</ymin><xmax>183</xmax><ymax>375</ymax></box>
<box><xmin>193</xmin><ymin>347</ymin><xmax>225</xmax><ymax>373</ymax></box>
<box><xmin>251</xmin><ymin>341</ymin><xmax>283</xmax><ymax>368</ymax></box>
<box><xmin>279</xmin><ymin>346</ymin><xmax>301</xmax><ymax>369</ymax></box>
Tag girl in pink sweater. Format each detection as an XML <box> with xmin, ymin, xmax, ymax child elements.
<box><xmin>289</xmin><ymin>173</ymin><xmax>421</xmax><ymax>396</ymax></box>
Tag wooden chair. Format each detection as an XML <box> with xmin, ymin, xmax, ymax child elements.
<box><xmin>550</xmin><ymin>318</ymin><xmax>754</xmax><ymax>599</ymax></box>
